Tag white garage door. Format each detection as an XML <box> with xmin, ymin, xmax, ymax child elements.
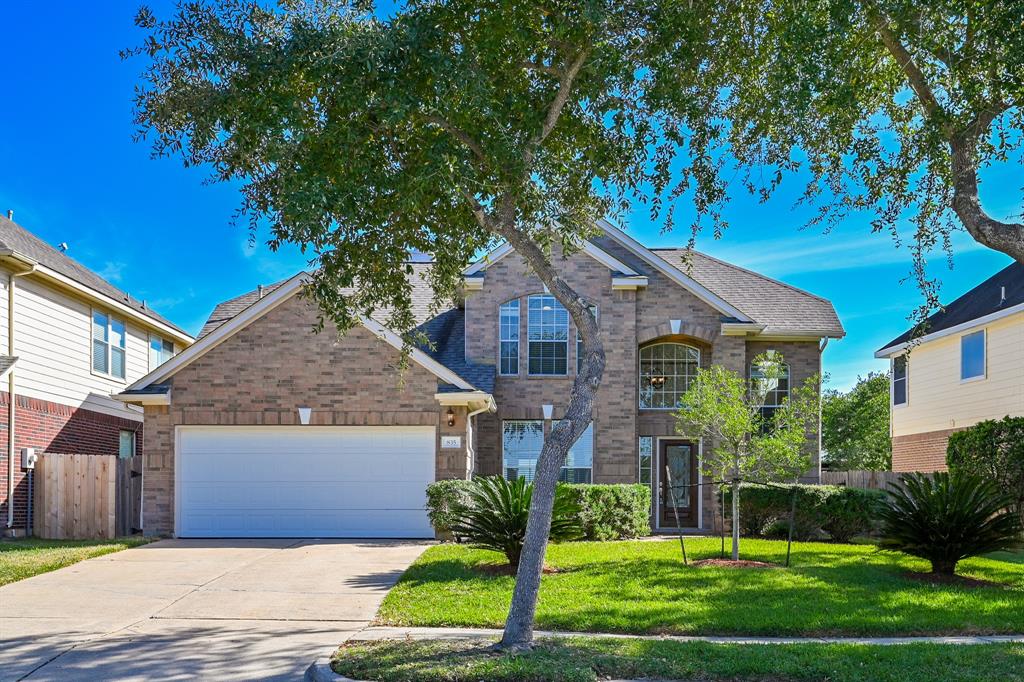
<box><xmin>176</xmin><ymin>426</ymin><xmax>436</xmax><ymax>538</ymax></box>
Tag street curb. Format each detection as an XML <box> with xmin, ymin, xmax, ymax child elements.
<box><xmin>304</xmin><ymin>658</ymin><xmax>359</xmax><ymax>682</ymax></box>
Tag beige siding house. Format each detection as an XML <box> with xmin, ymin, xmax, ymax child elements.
<box><xmin>875</xmin><ymin>262</ymin><xmax>1024</xmax><ymax>472</ymax></box>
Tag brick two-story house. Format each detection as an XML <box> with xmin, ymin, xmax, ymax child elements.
<box><xmin>118</xmin><ymin>221</ymin><xmax>843</xmax><ymax>538</ymax></box>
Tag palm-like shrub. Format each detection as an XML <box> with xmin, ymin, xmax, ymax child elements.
<box><xmin>879</xmin><ymin>472</ymin><xmax>1022</xmax><ymax>575</ymax></box>
<box><xmin>449</xmin><ymin>476</ymin><xmax>582</xmax><ymax>569</ymax></box>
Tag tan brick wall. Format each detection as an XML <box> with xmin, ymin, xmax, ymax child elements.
<box><xmin>142</xmin><ymin>294</ymin><xmax>462</xmax><ymax>536</ymax></box>
<box><xmin>892</xmin><ymin>428</ymin><xmax>957</xmax><ymax>472</ymax></box>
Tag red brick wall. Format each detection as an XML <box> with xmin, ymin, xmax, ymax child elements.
<box><xmin>0</xmin><ymin>392</ymin><xmax>142</xmax><ymax>531</ymax></box>
<box><xmin>892</xmin><ymin>428</ymin><xmax>958</xmax><ymax>472</ymax></box>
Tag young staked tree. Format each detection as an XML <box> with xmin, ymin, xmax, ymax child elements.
<box><xmin>676</xmin><ymin>353</ymin><xmax>820</xmax><ymax>561</ymax></box>
<box><xmin>126</xmin><ymin>0</ymin><xmax>723</xmax><ymax>650</ymax></box>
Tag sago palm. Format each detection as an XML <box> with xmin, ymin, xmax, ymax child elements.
<box><xmin>450</xmin><ymin>476</ymin><xmax>582</xmax><ymax>569</ymax></box>
<box><xmin>879</xmin><ymin>472</ymin><xmax>1021</xmax><ymax>575</ymax></box>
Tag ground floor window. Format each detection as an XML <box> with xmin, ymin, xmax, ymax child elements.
<box><xmin>638</xmin><ymin>436</ymin><xmax>653</xmax><ymax>486</ymax></box>
<box><xmin>502</xmin><ymin>420</ymin><xmax>593</xmax><ymax>483</ymax></box>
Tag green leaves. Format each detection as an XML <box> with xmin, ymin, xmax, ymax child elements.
<box><xmin>822</xmin><ymin>373</ymin><xmax>892</xmax><ymax>471</ymax></box>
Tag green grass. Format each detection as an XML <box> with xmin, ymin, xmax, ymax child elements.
<box><xmin>0</xmin><ymin>536</ymin><xmax>151</xmax><ymax>586</ymax></box>
<box><xmin>332</xmin><ymin>637</ymin><xmax>1024</xmax><ymax>682</ymax></box>
<box><xmin>377</xmin><ymin>538</ymin><xmax>1024</xmax><ymax>637</ymax></box>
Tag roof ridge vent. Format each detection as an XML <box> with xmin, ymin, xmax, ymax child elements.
<box><xmin>258</xmin><ymin>284</ymin><xmax>265</xmax><ymax>299</ymax></box>
<box><xmin>999</xmin><ymin>285</ymin><xmax>1007</xmax><ymax>307</ymax></box>
<box><xmin>5</xmin><ymin>210</ymin><xmax>12</xmax><ymax>221</ymax></box>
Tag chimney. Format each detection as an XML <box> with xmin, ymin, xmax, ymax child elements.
<box><xmin>6</xmin><ymin>210</ymin><xmax>12</xmax><ymax>221</ymax></box>
<box><xmin>258</xmin><ymin>284</ymin><xmax>265</xmax><ymax>299</ymax></box>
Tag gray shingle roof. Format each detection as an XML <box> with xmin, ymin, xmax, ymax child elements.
<box><xmin>653</xmin><ymin>249</ymin><xmax>845</xmax><ymax>337</ymax></box>
<box><xmin>0</xmin><ymin>215</ymin><xmax>189</xmax><ymax>336</ymax></box>
<box><xmin>880</xmin><ymin>260</ymin><xmax>1022</xmax><ymax>351</ymax></box>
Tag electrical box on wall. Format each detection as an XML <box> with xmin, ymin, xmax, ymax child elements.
<box><xmin>21</xmin><ymin>447</ymin><xmax>37</xmax><ymax>469</ymax></box>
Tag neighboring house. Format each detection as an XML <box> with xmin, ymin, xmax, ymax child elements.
<box><xmin>0</xmin><ymin>214</ymin><xmax>194</xmax><ymax>535</ymax></box>
<box><xmin>875</xmin><ymin>261</ymin><xmax>1024</xmax><ymax>472</ymax></box>
<box><xmin>118</xmin><ymin>220</ymin><xmax>843</xmax><ymax>538</ymax></box>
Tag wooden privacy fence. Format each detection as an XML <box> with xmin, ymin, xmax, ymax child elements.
<box><xmin>821</xmin><ymin>469</ymin><xmax>902</xmax><ymax>490</ymax></box>
<box><xmin>34</xmin><ymin>453</ymin><xmax>117</xmax><ymax>539</ymax></box>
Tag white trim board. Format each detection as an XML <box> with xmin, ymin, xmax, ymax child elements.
<box><xmin>464</xmin><ymin>239</ymin><xmax>641</xmax><ymax>277</ymax></box>
<box><xmin>122</xmin><ymin>271</ymin><xmax>480</xmax><ymax>395</ymax></box>
<box><xmin>875</xmin><ymin>301</ymin><xmax>1024</xmax><ymax>358</ymax></box>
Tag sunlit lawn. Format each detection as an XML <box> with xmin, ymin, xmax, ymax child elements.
<box><xmin>0</xmin><ymin>537</ymin><xmax>150</xmax><ymax>586</ymax></box>
<box><xmin>377</xmin><ymin>538</ymin><xmax>1024</xmax><ymax>636</ymax></box>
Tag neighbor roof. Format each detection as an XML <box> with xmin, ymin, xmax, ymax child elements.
<box><xmin>653</xmin><ymin>249</ymin><xmax>845</xmax><ymax>337</ymax></box>
<box><xmin>877</xmin><ymin>260</ymin><xmax>1024</xmax><ymax>355</ymax></box>
<box><xmin>0</xmin><ymin>215</ymin><xmax>189</xmax><ymax>336</ymax></box>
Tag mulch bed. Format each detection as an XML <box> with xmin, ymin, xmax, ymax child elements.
<box><xmin>691</xmin><ymin>558</ymin><xmax>778</xmax><ymax>569</ymax></box>
<box><xmin>903</xmin><ymin>571</ymin><xmax>1007</xmax><ymax>589</ymax></box>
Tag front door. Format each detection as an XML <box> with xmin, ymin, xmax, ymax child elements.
<box><xmin>659</xmin><ymin>440</ymin><xmax>698</xmax><ymax>528</ymax></box>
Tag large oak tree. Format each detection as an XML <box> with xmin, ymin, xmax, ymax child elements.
<box><xmin>127</xmin><ymin>0</ymin><xmax>718</xmax><ymax>650</ymax></box>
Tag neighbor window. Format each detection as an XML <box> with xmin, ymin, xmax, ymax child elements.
<box><xmin>639</xmin><ymin>343</ymin><xmax>699</xmax><ymax>409</ymax></box>
<box><xmin>499</xmin><ymin>300</ymin><xmax>520</xmax><ymax>375</ymax></box>
<box><xmin>502</xmin><ymin>420</ymin><xmax>593</xmax><ymax>483</ymax></box>
<box><xmin>638</xmin><ymin>437</ymin><xmax>653</xmax><ymax>487</ymax></box>
<box><xmin>751</xmin><ymin>360</ymin><xmax>790</xmax><ymax>421</ymax></box>
<box><xmin>118</xmin><ymin>430</ymin><xmax>135</xmax><ymax>459</ymax></box>
<box><xmin>92</xmin><ymin>311</ymin><xmax>126</xmax><ymax>379</ymax></box>
<box><xmin>527</xmin><ymin>294</ymin><xmax>568</xmax><ymax>375</ymax></box>
<box><xmin>576</xmin><ymin>305</ymin><xmax>598</xmax><ymax>375</ymax></box>
<box><xmin>961</xmin><ymin>330</ymin><xmax>986</xmax><ymax>381</ymax></box>
<box><xmin>149</xmin><ymin>335</ymin><xmax>175</xmax><ymax>370</ymax></box>
<box><xmin>892</xmin><ymin>356</ymin><xmax>908</xmax><ymax>406</ymax></box>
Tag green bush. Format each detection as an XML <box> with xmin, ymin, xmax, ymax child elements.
<box><xmin>724</xmin><ymin>483</ymin><xmax>884</xmax><ymax>542</ymax></box>
<box><xmin>879</xmin><ymin>472</ymin><xmax>1022</xmax><ymax>575</ymax></box>
<box><xmin>947</xmin><ymin>416</ymin><xmax>1024</xmax><ymax>530</ymax></box>
<box><xmin>425</xmin><ymin>479</ymin><xmax>651</xmax><ymax>541</ymax></box>
<box><xmin>449</xmin><ymin>476</ymin><xmax>582</xmax><ymax>568</ymax></box>
<box><xmin>559</xmin><ymin>484</ymin><xmax>651</xmax><ymax>540</ymax></box>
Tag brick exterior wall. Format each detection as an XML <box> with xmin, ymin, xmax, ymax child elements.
<box><xmin>464</xmin><ymin>240</ymin><xmax>824</xmax><ymax>531</ymax></box>
<box><xmin>892</xmin><ymin>428</ymin><xmax>957</xmax><ymax>472</ymax></box>
<box><xmin>0</xmin><ymin>393</ymin><xmax>141</xmax><ymax>531</ymax></box>
<box><xmin>142</xmin><ymin>294</ymin><xmax>467</xmax><ymax>536</ymax></box>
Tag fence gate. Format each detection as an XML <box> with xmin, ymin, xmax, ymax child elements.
<box><xmin>35</xmin><ymin>453</ymin><xmax>116</xmax><ymax>539</ymax></box>
<box><xmin>116</xmin><ymin>455</ymin><xmax>144</xmax><ymax>536</ymax></box>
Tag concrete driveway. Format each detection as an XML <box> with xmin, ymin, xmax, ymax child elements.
<box><xmin>0</xmin><ymin>539</ymin><xmax>429</xmax><ymax>681</ymax></box>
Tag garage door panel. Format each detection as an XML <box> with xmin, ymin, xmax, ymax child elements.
<box><xmin>176</xmin><ymin>426</ymin><xmax>436</xmax><ymax>538</ymax></box>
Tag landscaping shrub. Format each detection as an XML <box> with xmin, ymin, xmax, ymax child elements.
<box><xmin>947</xmin><ymin>416</ymin><xmax>1024</xmax><ymax>530</ymax></box>
<box><xmin>879</xmin><ymin>471</ymin><xmax>1022</xmax><ymax>575</ymax></box>
<box><xmin>426</xmin><ymin>479</ymin><xmax>651</xmax><ymax>541</ymax></box>
<box><xmin>449</xmin><ymin>476</ymin><xmax>582</xmax><ymax>568</ymax></box>
<box><xmin>559</xmin><ymin>484</ymin><xmax>651</xmax><ymax>540</ymax></box>
<box><xmin>724</xmin><ymin>483</ymin><xmax>883</xmax><ymax>542</ymax></box>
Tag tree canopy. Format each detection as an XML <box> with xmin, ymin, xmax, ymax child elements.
<box><xmin>822</xmin><ymin>373</ymin><xmax>892</xmax><ymax>471</ymax></box>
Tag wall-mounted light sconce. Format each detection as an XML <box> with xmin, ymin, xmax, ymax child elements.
<box><xmin>297</xmin><ymin>407</ymin><xmax>312</xmax><ymax>425</ymax></box>
<box><xmin>542</xmin><ymin>404</ymin><xmax>554</xmax><ymax>420</ymax></box>
<box><xmin>446</xmin><ymin>407</ymin><xmax>456</xmax><ymax>427</ymax></box>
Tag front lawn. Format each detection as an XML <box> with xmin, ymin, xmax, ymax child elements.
<box><xmin>0</xmin><ymin>536</ymin><xmax>151</xmax><ymax>586</ymax></box>
<box><xmin>333</xmin><ymin>637</ymin><xmax>1024</xmax><ymax>682</ymax></box>
<box><xmin>377</xmin><ymin>538</ymin><xmax>1024</xmax><ymax>636</ymax></box>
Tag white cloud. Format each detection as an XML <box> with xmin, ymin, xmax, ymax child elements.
<box><xmin>98</xmin><ymin>261</ymin><xmax>126</xmax><ymax>283</ymax></box>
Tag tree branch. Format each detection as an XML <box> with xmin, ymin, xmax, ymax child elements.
<box><xmin>422</xmin><ymin>115</ymin><xmax>488</xmax><ymax>165</ymax></box>
<box><xmin>868</xmin><ymin>8</ymin><xmax>946</xmax><ymax>126</ymax></box>
<box><xmin>524</xmin><ymin>48</ymin><xmax>590</xmax><ymax>164</ymax></box>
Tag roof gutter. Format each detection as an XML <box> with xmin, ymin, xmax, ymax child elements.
<box><xmin>111</xmin><ymin>391</ymin><xmax>172</xmax><ymax>406</ymax></box>
<box><xmin>875</xmin><ymin>300</ymin><xmax>1024</xmax><ymax>358</ymax></box>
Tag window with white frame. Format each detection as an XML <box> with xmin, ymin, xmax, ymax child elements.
<box><xmin>576</xmin><ymin>304</ymin><xmax>598</xmax><ymax>375</ymax></box>
<box><xmin>961</xmin><ymin>330</ymin><xmax>986</xmax><ymax>381</ymax></box>
<box><xmin>502</xmin><ymin>420</ymin><xmax>593</xmax><ymax>483</ymax></box>
<box><xmin>638</xmin><ymin>436</ymin><xmax>653</xmax><ymax>486</ymax></box>
<box><xmin>892</xmin><ymin>355</ymin><xmax>908</xmax><ymax>405</ymax></box>
<box><xmin>527</xmin><ymin>294</ymin><xmax>569</xmax><ymax>375</ymax></box>
<box><xmin>638</xmin><ymin>343</ymin><xmax>699</xmax><ymax>409</ymax></box>
<box><xmin>92</xmin><ymin>311</ymin><xmax>126</xmax><ymax>380</ymax></box>
<box><xmin>499</xmin><ymin>300</ymin><xmax>519</xmax><ymax>375</ymax></box>
<box><xmin>751</xmin><ymin>360</ymin><xmax>790</xmax><ymax>421</ymax></box>
<box><xmin>149</xmin><ymin>334</ymin><xmax>175</xmax><ymax>370</ymax></box>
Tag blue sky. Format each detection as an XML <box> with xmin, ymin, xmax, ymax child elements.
<box><xmin>0</xmin><ymin>2</ymin><xmax>1016</xmax><ymax>390</ymax></box>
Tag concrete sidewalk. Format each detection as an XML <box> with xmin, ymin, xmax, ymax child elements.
<box><xmin>0</xmin><ymin>539</ymin><xmax>429</xmax><ymax>681</ymax></box>
<box><xmin>352</xmin><ymin>625</ymin><xmax>1024</xmax><ymax>646</ymax></box>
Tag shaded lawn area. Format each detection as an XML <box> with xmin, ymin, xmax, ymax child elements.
<box><xmin>333</xmin><ymin>637</ymin><xmax>1024</xmax><ymax>682</ymax></box>
<box><xmin>377</xmin><ymin>538</ymin><xmax>1024</xmax><ymax>637</ymax></box>
<box><xmin>0</xmin><ymin>536</ymin><xmax>151</xmax><ymax>586</ymax></box>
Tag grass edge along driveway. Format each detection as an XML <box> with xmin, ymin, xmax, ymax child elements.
<box><xmin>332</xmin><ymin>637</ymin><xmax>1024</xmax><ymax>682</ymax></box>
<box><xmin>0</xmin><ymin>536</ymin><xmax>151</xmax><ymax>586</ymax></box>
<box><xmin>377</xmin><ymin>538</ymin><xmax>1024</xmax><ymax>637</ymax></box>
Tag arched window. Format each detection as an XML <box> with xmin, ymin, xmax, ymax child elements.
<box><xmin>751</xmin><ymin>361</ymin><xmax>790</xmax><ymax>420</ymax></box>
<box><xmin>639</xmin><ymin>343</ymin><xmax>700</xmax><ymax>409</ymax></box>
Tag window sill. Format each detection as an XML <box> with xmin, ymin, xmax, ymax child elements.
<box><xmin>960</xmin><ymin>374</ymin><xmax>987</xmax><ymax>384</ymax></box>
<box><xmin>90</xmin><ymin>369</ymin><xmax>127</xmax><ymax>384</ymax></box>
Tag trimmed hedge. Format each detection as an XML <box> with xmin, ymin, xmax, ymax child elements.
<box><xmin>724</xmin><ymin>483</ymin><xmax>885</xmax><ymax>542</ymax></box>
<box><xmin>947</xmin><ymin>416</ymin><xmax>1024</xmax><ymax>529</ymax></box>
<box><xmin>425</xmin><ymin>479</ymin><xmax>651</xmax><ymax>541</ymax></box>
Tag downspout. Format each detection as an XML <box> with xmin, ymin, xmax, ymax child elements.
<box><xmin>816</xmin><ymin>337</ymin><xmax>830</xmax><ymax>481</ymax></box>
<box><xmin>465</xmin><ymin>401</ymin><xmax>494</xmax><ymax>479</ymax></box>
<box><xmin>6</xmin><ymin>264</ymin><xmax>34</xmax><ymax>529</ymax></box>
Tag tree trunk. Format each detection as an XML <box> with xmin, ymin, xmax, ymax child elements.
<box><xmin>930</xmin><ymin>558</ymin><xmax>958</xmax><ymax>576</ymax></box>
<box><xmin>731</xmin><ymin>477</ymin><xmax>740</xmax><ymax>561</ymax></box>
<box><xmin>495</xmin><ymin>228</ymin><xmax>605</xmax><ymax>652</ymax></box>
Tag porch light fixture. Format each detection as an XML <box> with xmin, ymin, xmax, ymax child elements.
<box><xmin>650</xmin><ymin>375</ymin><xmax>666</xmax><ymax>389</ymax></box>
<box><xmin>542</xmin><ymin>404</ymin><xmax>554</xmax><ymax>420</ymax></box>
<box><xmin>446</xmin><ymin>407</ymin><xmax>456</xmax><ymax>427</ymax></box>
<box><xmin>297</xmin><ymin>407</ymin><xmax>312</xmax><ymax>425</ymax></box>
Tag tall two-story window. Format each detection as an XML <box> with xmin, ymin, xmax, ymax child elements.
<box><xmin>892</xmin><ymin>355</ymin><xmax>908</xmax><ymax>406</ymax></box>
<box><xmin>499</xmin><ymin>300</ymin><xmax>519</xmax><ymax>375</ymax></box>
<box><xmin>149</xmin><ymin>334</ymin><xmax>175</xmax><ymax>370</ymax></box>
<box><xmin>502</xmin><ymin>420</ymin><xmax>593</xmax><ymax>483</ymax></box>
<box><xmin>639</xmin><ymin>343</ymin><xmax>699</xmax><ymax>409</ymax></box>
<box><xmin>92</xmin><ymin>311</ymin><xmax>126</xmax><ymax>380</ymax></box>
<box><xmin>751</xmin><ymin>361</ymin><xmax>790</xmax><ymax>421</ymax></box>
<box><xmin>527</xmin><ymin>294</ymin><xmax>569</xmax><ymax>375</ymax></box>
<box><xmin>960</xmin><ymin>329</ymin><xmax>986</xmax><ymax>381</ymax></box>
